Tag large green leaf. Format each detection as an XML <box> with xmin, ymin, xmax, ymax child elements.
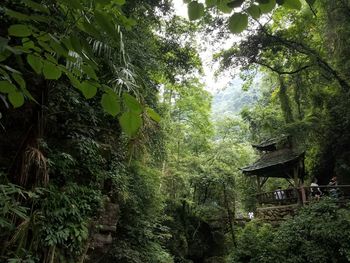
<box><xmin>8</xmin><ymin>24</ymin><xmax>32</xmax><ymax>37</ymax></box>
<box><xmin>80</xmin><ymin>81</ymin><xmax>97</xmax><ymax>99</ymax></box>
<box><xmin>246</xmin><ymin>5</ymin><xmax>261</xmax><ymax>19</ymax></box>
<box><xmin>42</xmin><ymin>61</ymin><xmax>61</xmax><ymax>80</ymax></box>
<box><xmin>101</xmin><ymin>93</ymin><xmax>120</xmax><ymax>116</ymax></box>
<box><xmin>8</xmin><ymin>91</ymin><xmax>24</xmax><ymax>108</ymax></box>
<box><xmin>188</xmin><ymin>1</ymin><xmax>205</xmax><ymax>20</ymax></box>
<box><xmin>123</xmin><ymin>93</ymin><xmax>142</xmax><ymax>114</ymax></box>
<box><xmin>228</xmin><ymin>13</ymin><xmax>248</xmax><ymax>34</ymax></box>
<box><xmin>146</xmin><ymin>107</ymin><xmax>161</xmax><ymax>122</ymax></box>
<box><xmin>259</xmin><ymin>0</ymin><xmax>276</xmax><ymax>13</ymax></box>
<box><xmin>217</xmin><ymin>2</ymin><xmax>232</xmax><ymax>13</ymax></box>
<box><xmin>119</xmin><ymin>111</ymin><xmax>142</xmax><ymax>137</ymax></box>
<box><xmin>227</xmin><ymin>0</ymin><xmax>245</xmax><ymax>8</ymax></box>
<box><xmin>0</xmin><ymin>81</ymin><xmax>16</xmax><ymax>93</ymax></box>
<box><xmin>282</xmin><ymin>0</ymin><xmax>301</xmax><ymax>10</ymax></box>
<box><xmin>205</xmin><ymin>0</ymin><xmax>217</xmax><ymax>7</ymax></box>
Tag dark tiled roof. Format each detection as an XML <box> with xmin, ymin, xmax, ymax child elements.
<box><xmin>252</xmin><ymin>135</ymin><xmax>289</xmax><ymax>151</ymax></box>
<box><xmin>242</xmin><ymin>149</ymin><xmax>304</xmax><ymax>175</ymax></box>
<box><xmin>252</xmin><ymin>138</ymin><xmax>278</xmax><ymax>149</ymax></box>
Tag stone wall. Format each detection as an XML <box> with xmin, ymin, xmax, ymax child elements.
<box><xmin>85</xmin><ymin>200</ymin><xmax>119</xmax><ymax>262</ymax></box>
<box><xmin>256</xmin><ymin>204</ymin><xmax>299</xmax><ymax>223</ymax></box>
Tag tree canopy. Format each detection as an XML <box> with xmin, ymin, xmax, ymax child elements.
<box><xmin>1</xmin><ymin>0</ymin><xmax>350</xmax><ymax>262</ymax></box>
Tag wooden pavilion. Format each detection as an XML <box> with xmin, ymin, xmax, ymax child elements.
<box><xmin>241</xmin><ymin>137</ymin><xmax>306</xmax><ymax>205</ymax></box>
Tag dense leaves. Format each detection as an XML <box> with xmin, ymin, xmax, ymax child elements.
<box><xmin>231</xmin><ymin>200</ymin><xmax>350</xmax><ymax>262</ymax></box>
<box><xmin>1</xmin><ymin>0</ymin><xmax>350</xmax><ymax>262</ymax></box>
<box><xmin>186</xmin><ymin>0</ymin><xmax>304</xmax><ymax>33</ymax></box>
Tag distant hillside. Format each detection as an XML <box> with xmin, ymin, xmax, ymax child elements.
<box><xmin>211</xmin><ymin>77</ymin><xmax>260</xmax><ymax>118</ymax></box>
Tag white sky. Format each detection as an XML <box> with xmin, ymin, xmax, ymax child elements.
<box><xmin>173</xmin><ymin>0</ymin><xmax>241</xmax><ymax>93</ymax></box>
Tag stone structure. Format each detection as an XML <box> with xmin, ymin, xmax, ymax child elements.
<box><xmin>256</xmin><ymin>204</ymin><xmax>298</xmax><ymax>223</ymax></box>
<box><xmin>85</xmin><ymin>200</ymin><xmax>119</xmax><ymax>262</ymax></box>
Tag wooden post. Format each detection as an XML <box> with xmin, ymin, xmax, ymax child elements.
<box><xmin>257</xmin><ymin>176</ymin><xmax>261</xmax><ymax>205</ymax></box>
<box><xmin>293</xmin><ymin>166</ymin><xmax>302</xmax><ymax>205</ymax></box>
<box><xmin>300</xmin><ymin>183</ymin><xmax>306</xmax><ymax>205</ymax></box>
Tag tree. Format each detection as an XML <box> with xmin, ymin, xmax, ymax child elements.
<box><xmin>185</xmin><ymin>0</ymin><xmax>312</xmax><ymax>33</ymax></box>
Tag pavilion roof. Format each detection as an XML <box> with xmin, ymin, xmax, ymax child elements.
<box><xmin>241</xmin><ymin>148</ymin><xmax>304</xmax><ymax>178</ymax></box>
<box><xmin>251</xmin><ymin>135</ymin><xmax>289</xmax><ymax>152</ymax></box>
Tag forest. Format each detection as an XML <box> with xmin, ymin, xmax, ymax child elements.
<box><xmin>0</xmin><ymin>0</ymin><xmax>350</xmax><ymax>262</ymax></box>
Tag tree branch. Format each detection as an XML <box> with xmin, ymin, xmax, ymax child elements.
<box><xmin>259</xmin><ymin>27</ymin><xmax>350</xmax><ymax>91</ymax></box>
<box><xmin>256</xmin><ymin>62</ymin><xmax>313</xmax><ymax>75</ymax></box>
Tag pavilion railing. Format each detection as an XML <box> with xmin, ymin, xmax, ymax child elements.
<box><xmin>256</xmin><ymin>185</ymin><xmax>350</xmax><ymax>206</ymax></box>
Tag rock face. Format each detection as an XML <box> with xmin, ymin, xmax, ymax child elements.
<box><xmin>85</xmin><ymin>201</ymin><xmax>119</xmax><ymax>262</ymax></box>
<box><xmin>256</xmin><ymin>204</ymin><xmax>298</xmax><ymax>223</ymax></box>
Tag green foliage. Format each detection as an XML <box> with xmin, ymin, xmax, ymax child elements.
<box><xmin>1</xmin><ymin>0</ymin><xmax>350</xmax><ymax>262</ymax></box>
<box><xmin>185</xmin><ymin>0</ymin><xmax>305</xmax><ymax>34</ymax></box>
<box><xmin>0</xmin><ymin>0</ymin><xmax>160</xmax><ymax>137</ymax></box>
<box><xmin>230</xmin><ymin>221</ymin><xmax>275</xmax><ymax>263</ymax></box>
<box><xmin>231</xmin><ymin>200</ymin><xmax>350</xmax><ymax>263</ymax></box>
<box><xmin>119</xmin><ymin>111</ymin><xmax>142</xmax><ymax>137</ymax></box>
<box><xmin>188</xmin><ymin>1</ymin><xmax>205</xmax><ymax>21</ymax></box>
<box><xmin>282</xmin><ymin>0</ymin><xmax>302</xmax><ymax>10</ymax></box>
<box><xmin>8</xmin><ymin>91</ymin><xmax>24</xmax><ymax>108</ymax></box>
<box><xmin>0</xmin><ymin>183</ymin><xmax>29</xmax><ymax>230</ymax></box>
<box><xmin>228</xmin><ymin>13</ymin><xmax>249</xmax><ymax>34</ymax></box>
<box><xmin>39</xmin><ymin>184</ymin><xmax>102</xmax><ymax>251</ymax></box>
<box><xmin>108</xmin><ymin>163</ymin><xmax>171</xmax><ymax>262</ymax></box>
<box><xmin>258</xmin><ymin>0</ymin><xmax>276</xmax><ymax>13</ymax></box>
<box><xmin>146</xmin><ymin>107</ymin><xmax>161</xmax><ymax>123</ymax></box>
<box><xmin>247</xmin><ymin>5</ymin><xmax>262</xmax><ymax>19</ymax></box>
<box><xmin>8</xmin><ymin>24</ymin><xmax>32</xmax><ymax>37</ymax></box>
<box><xmin>101</xmin><ymin>93</ymin><xmax>121</xmax><ymax>116</ymax></box>
<box><xmin>274</xmin><ymin>200</ymin><xmax>350</xmax><ymax>262</ymax></box>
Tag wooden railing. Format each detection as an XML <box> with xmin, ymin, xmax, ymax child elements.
<box><xmin>256</xmin><ymin>185</ymin><xmax>350</xmax><ymax>206</ymax></box>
